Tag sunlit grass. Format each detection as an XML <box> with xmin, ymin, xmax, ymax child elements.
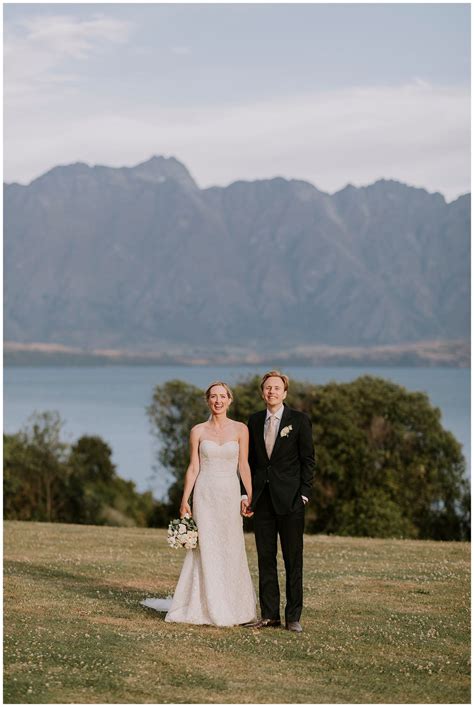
<box><xmin>3</xmin><ymin>521</ymin><xmax>470</xmax><ymax>703</ymax></box>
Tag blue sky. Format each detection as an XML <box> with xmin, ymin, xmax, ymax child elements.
<box><xmin>4</xmin><ymin>2</ymin><xmax>470</xmax><ymax>199</ymax></box>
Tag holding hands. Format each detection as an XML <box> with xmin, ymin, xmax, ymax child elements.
<box><xmin>241</xmin><ymin>498</ymin><xmax>254</xmax><ymax>518</ymax></box>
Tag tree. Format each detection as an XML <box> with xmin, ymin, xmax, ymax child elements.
<box><xmin>70</xmin><ymin>436</ymin><xmax>116</xmax><ymax>484</ymax></box>
<box><xmin>147</xmin><ymin>380</ymin><xmax>208</xmax><ymax>510</ymax></box>
<box><xmin>68</xmin><ymin>435</ymin><xmax>157</xmax><ymax>527</ymax></box>
<box><xmin>67</xmin><ymin>436</ymin><xmax>116</xmax><ymax>524</ymax></box>
<box><xmin>4</xmin><ymin>433</ymin><xmax>39</xmax><ymax>521</ymax></box>
<box><xmin>4</xmin><ymin>416</ymin><xmax>158</xmax><ymax>528</ymax></box>
<box><xmin>3</xmin><ymin>412</ymin><xmax>71</xmax><ymax>522</ymax></box>
<box><xmin>147</xmin><ymin>375</ymin><xmax>469</xmax><ymax>540</ymax></box>
<box><xmin>305</xmin><ymin>376</ymin><xmax>468</xmax><ymax>540</ymax></box>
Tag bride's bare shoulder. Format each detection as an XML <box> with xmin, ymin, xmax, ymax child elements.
<box><xmin>233</xmin><ymin>420</ymin><xmax>249</xmax><ymax>436</ymax></box>
<box><xmin>190</xmin><ymin>422</ymin><xmax>207</xmax><ymax>437</ymax></box>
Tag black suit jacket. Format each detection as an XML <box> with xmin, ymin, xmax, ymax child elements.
<box><xmin>244</xmin><ymin>404</ymin><xmax>315</xmax><ymax>515</ymax></box>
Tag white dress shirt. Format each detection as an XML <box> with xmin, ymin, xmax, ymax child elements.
<box><xmin>242</xmin><ymin>404</ymin><xmax>308</xmax><ymax>505</ymax></box>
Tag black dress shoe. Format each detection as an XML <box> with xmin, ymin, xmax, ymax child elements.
<box><xmin>242</xmin><ymin>618</ymin><xmax>281</xmax><ymax>629</ymax></box>
<box><xmin>285</xmin><ymin>621</ymin><xmax>303</xmax><ymax>633</ymax></box>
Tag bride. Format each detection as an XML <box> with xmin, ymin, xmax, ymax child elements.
<box><xmin>142</xmin><ymin>381</ymin><xmax>257</xmax><ymax>626</ymax></box>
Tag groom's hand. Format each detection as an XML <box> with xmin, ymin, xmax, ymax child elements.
<box><xmin>241</xmin><ymin>499</ymin><xmax>254</xmax><ymax>518</ymax></box>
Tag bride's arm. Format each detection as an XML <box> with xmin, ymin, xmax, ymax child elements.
<box><xmin>237</xmin><ymin>424</ymin><xmax>252</xmax><ymax>502</ymax></box>
<box><xmin>179</xmin><ymin>427</ymin><xmax>201</xmax><ymax>517</ymax></box>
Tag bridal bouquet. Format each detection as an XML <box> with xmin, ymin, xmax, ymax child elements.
<box><xmin>167</xmin><ymin>515</ymin><xmax>198</xmax><ymax>550</ymax></box>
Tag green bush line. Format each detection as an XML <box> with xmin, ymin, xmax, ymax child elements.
<box><xmin>4</xmin><ymin>375</ymin><xmax>470</xmax><ymax>540</ymax></box>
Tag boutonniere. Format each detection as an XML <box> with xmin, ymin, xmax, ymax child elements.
<box><xmin>280</xmin><ymin>425</ymin><xmax>293</xmax><ymax>438</ymax></box>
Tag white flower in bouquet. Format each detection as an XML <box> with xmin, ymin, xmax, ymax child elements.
<box><xmin>167</xmin><ymin>515</ymin><xmax>199</xmax><ymax>550</ymax></box>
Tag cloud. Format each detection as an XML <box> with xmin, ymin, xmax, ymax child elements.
<box><xmin>4</xmin><ymin>13</ymin><xmax>133</xmax><ymax>105</ymax></box>
<box><xmin>21</xmin><ymin>13</ymin><xmax>131</xmax><ymax>58</ymax></box>
<box><xmin>171</xmin><ymin>46</ymin><xmax>191</xmax><ymax>56</ymax></box>
<box><xmin>4</xmin><ymin>80</ymin><xmax>470</xmax><ymax>201</ymax></box>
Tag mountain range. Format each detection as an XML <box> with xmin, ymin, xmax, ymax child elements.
<box><xmin>4</xmin><ymin>155</ymin><xmax>470</xmax><ymax>356</ymax></box>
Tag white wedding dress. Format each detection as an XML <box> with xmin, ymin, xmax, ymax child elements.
<box><xmin>141</xmin><ymin>440</ymin><xmax>257</xmax><ymax>626</ymax></box>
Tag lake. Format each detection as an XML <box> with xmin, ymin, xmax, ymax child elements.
<box><xmin>3</xmin><ymin>365</ymin><xmax>470</xmax><ymax>498</ymax></box>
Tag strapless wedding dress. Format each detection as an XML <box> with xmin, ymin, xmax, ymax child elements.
<box><xmin>141</xmin><ymin>440</ymin><xmax>257</xmax><ymax>626</ymax></box>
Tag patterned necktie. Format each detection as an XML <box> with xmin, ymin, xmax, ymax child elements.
<box><xmin>265</xmin><ymin>415</ymin><xmax>279</xmax><ymax>458</ymax></box>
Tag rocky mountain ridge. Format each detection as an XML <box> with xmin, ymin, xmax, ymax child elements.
<box><xmin>4</xmin><ymin>156</ymin><xmax>470</xmax><ymax>352</ymax></box>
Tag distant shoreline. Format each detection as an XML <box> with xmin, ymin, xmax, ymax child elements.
<box><xmin>4</xmin><ymin>339</ymin><xmax>470</xmax><ymax>368</ymax></box>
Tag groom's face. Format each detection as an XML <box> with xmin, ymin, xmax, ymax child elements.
<box><xmin>262</xmin><ymin>376</ymin><xmax>287</xmax><ymax>409</ymax></box>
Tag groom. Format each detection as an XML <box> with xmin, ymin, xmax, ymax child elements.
<box><xmin>241</xmin><ymin>370</ymin><xmax>315</xmax><ymax>633</ymax></box>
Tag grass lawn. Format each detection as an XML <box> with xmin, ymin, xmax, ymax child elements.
<box><xmin>3</xmin><ymin>520</ymin><xmax>470</xmax><ymax>704</ymax></box>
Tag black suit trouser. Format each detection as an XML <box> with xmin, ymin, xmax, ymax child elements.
<box><xmin>253</xmin><ymin>484</ymin><xmax>305</xmax><ymax>623</ymax></box>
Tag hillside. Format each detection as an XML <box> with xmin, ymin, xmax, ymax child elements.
<box><xmin>4</xmin><ymin>156</ymin><xmax>470</xmax><ymax>353</ymax></box>
<box><xmin>3</xmin><ymin>338</ymin><xmax>470</xmax><ymax>367</ymax></box>
<box><xmin>3</xmin><ymin>521</ymin><xmax>470</xmax><ymax>704</ymax></box>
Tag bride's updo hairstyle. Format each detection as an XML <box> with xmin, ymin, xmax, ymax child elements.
<box><xmin>205</xmin><ymin>381</ymin><xmax>234</xmax><ymax>404</ymax></box>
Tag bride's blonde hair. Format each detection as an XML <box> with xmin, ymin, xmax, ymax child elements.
<box><xmin>205</xmin><ymin>381</ymin><xmax>234</xmax><ymax>403</ymax></box>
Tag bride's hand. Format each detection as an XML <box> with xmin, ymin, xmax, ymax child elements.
<box><xmin>180</xmin><ymin>500</ymin><xmax>192</xmax><ymax>518</ymax></box>
<box><xmin>241</xmin><ymin>498</ymin><xmax>254</xmax><ymax>518</ymax></box>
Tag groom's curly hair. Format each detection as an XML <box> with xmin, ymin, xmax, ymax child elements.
<box><xmin>260</xmin><ymin>370</ymin><xmax>289</xmax><ymax>392</ymax></box>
